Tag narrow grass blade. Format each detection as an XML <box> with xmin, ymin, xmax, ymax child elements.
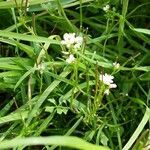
<box><xmin>0</xmin><ymin>100</ymin><xmax>14</xmax><ymax>117</ymax></box>
<box><xmin>34</xmin><ymin>111</ymin><xmax>56</xmax><ymax>136</ymax></box>
<box><xmin>133</xmin><ymin>28</ymin><xmax>150</xmax><ymax>35</ymax></box>
<box><xmin>0</xmin><ymin>0</ymin><xmax>53</xmax><ymax>9</ymax></box>
<box><xmin>14</xmin><ymin>67</ymin><xmax>36</xmax><ymax>90</ymax></box>
<box><xmin>0</xmin><ymin>136</ymin><xmax>110</xmax><ymax>150</ymax></box>
<box><xmin>0</xmin><ymin>111</ymin><xmax>29</xmax><ymax>125</ymax></box>
<box><xmin>0</xmin><ymin>122</ymin><xmax>18</xmax><ymax>142</ymax></box>
<box><xmin>0</xmin><ymin>31</ymin><xmax>59</xmax><ymax>44</ymax></box>
<box><xmin>122</xmin><ymin>107</ymin><xmax>150</xmax><ymax>150</ymax></box>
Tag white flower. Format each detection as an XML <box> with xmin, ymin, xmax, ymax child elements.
<box><xmin>26</xmin><ymin>7</ymin><xmax>29</xmax><ymax>12</ymax></box>
<box><xmin>99</xmin><ymin>73</ymin><xmax>117</xmax><ymax>95</ymax></box>
<box><xmin>75</xmin><ymin>36</ymin><xmax>83</xmax><ymax>45</ymax></box>
<box><xmin>61</xmin><ymin>33</ymin><xmax>83</xmax><ymax>49</ymax></box>
<box><xmin>99</xmin><ymin>73</ymin><xmax>114</xmax><ymax>85</ymax></box>
<box><xmin>103</xmin><ymin>5</ymin><xmax>110</xmax><ymax>12</ymax></box>
<box><xmin>66</xmin><ymin>54</ymin><xmax>75</xmax><ymax>64</ymax></box>
<box><xmin>113</xmin><ymin>62</ymin><xmax>120</xmax><ymax>69</ymax></box>
<box><xmin>61</xmin><ymin>33</ymin><xmax>76</xmax><ymax>48</ymax></box>
<box><xmin>74</xmin><ymin>43</ymin><xmax>81</xmax><ymax>50</ymax></box>
<box><xmin>109</xmin><ymin>83</ymin><xmax>117</xmax><ymax>88</ymax></box>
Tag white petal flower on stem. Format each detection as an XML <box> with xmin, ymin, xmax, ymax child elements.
<box><xmin>113</xmin><ymin>62</ymin><xmax>120</xmax><ymax>69</ymax></box>
<box><xmin>99</xmin><ymin>73</ymin><xmax>114</xmax><ymax>85</ymax></box>
<box><xmin>75</xmin><ymin>36</ymin><xmax>83</xmax><ymax>45</ymax></box>
<box><xmin>103</xmin><ymin>5</ymin><xmax>110</xmax><ymax>12</ymax></box>
<box><xmin>66</xmin><ymin>54</ymin><xmax>75</xmax><ymax>64</ymax></box>
<box><xmin>74</xmin><ymin>43</ymin><xmax>81</xmax><ymax>50</ymax></box>
<box><xmin>63</xmin><ymin>33</ymin><xmax>76</xmax><ymax>44</ymax></box>
<box><xmin>61</xmin><ymin>33</ymin><xmax>76</xmax><ymax>48</ymax></box>
<box><xmin>61</xmin><ymin>33</ymin><xmax>83</xmax><ymax>49</ymax></box>
<box><xmin>99</xmin><ymin>73</ymin><xmax>117</xmax><ymax>95</ymax></box>
<box><xmin>109</xmin><ymin>83</ymin><xmax>117</xmax><ymax>88</ymax></box>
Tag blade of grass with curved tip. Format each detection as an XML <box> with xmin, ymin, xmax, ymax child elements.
<box><xmin>0</xmin><ymin>111</ymin><xmax>29</xmax><ymax>125</ymax></box>
<box><xmin>133</xmin><ymin>28</ymin><xmax>150</xmax><ymax>35</ymax></box>
<box><xmin>45</xmin><ymin>71</ymin><xmax>73</xmax><ymax>86</ymax></box>
<box><xmin>14</xmin><ymin>67</ymin><xmax>36</xmax><ymax>90</ymax></box>
<box><xmin>0</xmin><ymin>38</ymin><xmax>35</xmax><ymax>58</ymax></box>
<box><xmin>77</xmin><ymin>52</ymin><xmax>112</xmax><ymax>68</ymax></box>
<box><xmin>0</xmin><ymin>99</ymin><xmax>14</xmax><ymax>117</ymax></box>
<box><xmin>0</xmin><ymin>30</ymin><xmax>59</xmax><ymax>44</ymax></box>
<box><xmin>0</xmin><ymin>58</ymin><xmax>24</xmax><ymax>70</ymax></box>
<box><xmin>0</xmin><ymin>136</ymin><xmax>110</xmax><ymax>150</ymax></box>
<box><xmin>34</xmin><ymin>111</ymin><xmax>56</xmax><ymax>136</ymax></box>
<box><xmin>0</xmin><ymin>0</ymin><xmax>52</xmax><ymax>9</ymax></box>
<box><xmin>0</xmin><ymin>122</ymin><xmax>18</xmax><ymax>142</ymax></box>
<box><xmin>122</xmin><ymin>107</ymin><xmax>150</xmax><ymax>150</ymax></box>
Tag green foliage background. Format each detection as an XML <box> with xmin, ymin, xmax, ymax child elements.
<box><xmin>0</xmin><ymin>0</ymin><xmax>150</xmax><ymax>149</ymax></box>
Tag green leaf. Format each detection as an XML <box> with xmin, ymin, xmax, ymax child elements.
<box><xmin>77</xmin><ymin>52</ymin><xmax>112</xmax><ymax>68</ymax></box>
<box><xmin>0</xmin><ymin>111</ymin><xmax>28</xmax><ymax>125</ymax></box>
<box><xmin>62</xmin><ymin>107</ymin><xmax>68</xmax><ymax>115</ymax></box>
<box><xmin>133</xmin><ymin>66</ymin><xmax>150</xmax><ymax>72</ymax></box>
<box><xmin>133</xmin><ymin>28</ymin><xmax>150</xmax><ymax>35</ymax></box>
<box><xmin>14</xmin><ymin>67</ymin><xmax>36</xmax><ymax>90</ymax></box>
<box><xmin>0</xmin><ymin>100</ymin><xmax>14</xmax><ymax>117</ymax></box>
<box><xmin>48</xmin><ymin>98</ymin><xmax>56</xmax><ymax>105</ymax></box>
<box><xmin>0</xmin><ymin>38</ymin><xmax>35</xmax><ymax>58</ymax></box>
<box><xmin>0</xmin><ymin>63</ymin><xmax>23</xmax><ymax>71</ymax></box>
<box><xmin>0</xmin><ymin>0</ymin><xmax>54</xmax><ymax>9</ymax></box>
<box><xmin>0</xmin><ymin>71</ymin><xmax>21</xmax><ymax>78</ymax></box>
<box><xmin>55</xmin><ymin>107</ymin><xmax>68</xmax><ymax>115</ymax></box>
<box><xmin>0</xmin><ymin>57</ymin><xmax>32</xmax><ymax>71</ymax></box>
<box><xmin>35</xmin><ymin>111</ymin><xmax>55</xmax><ymax>136</ymax></box>
<box><xmin>131</xmin><ymin>98</ymin><xmax>146</xmax><ymax>107</ymax></box>
<box><xmin>0</xmin><ymin>136</ymin><xmax>110</xmax><ymax>150</ymax></box>
<box><xmin>45</xmin><ymin>106</ymin><xmax>55</xmax><ymax>113</ymax></box>
<box><xmin>0</xmin><ymin>31</ymin><xmax>59</xmax><ymax>44</ymax></box>
<box><xmin>122</xmin><ymin>107</ymin><xmax>150</xmax><ymax>150</ymax></box>
<box><xmin>100</xmin><ymin>132</ymin><xmax>109</xmax><ymax>146</ymax></box>
<box><xmin>0</xmin><ymin>122</ymin><xmax>18</xmax><ymax>142</ymax></box>
<box><xmin>84</xmin><ymin>130</ymin><xmax>96</xmax><ymax>141</ymax></box>
<box><xmin>139</xmin><ymin>72</ymin><xmax>150</xmax><ymax>81</ymax></box>
<box><xmin>14</xmin><ymin>41</ymin><xmax>35</xmax><ymax>58</ymax></box>
<box><xmin>56</xmin><ymin>107</ymin><xmax>64</xmax><ymax>114</ymax></box>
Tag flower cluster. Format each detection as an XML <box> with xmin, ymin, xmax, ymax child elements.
<box><xmin>99</xmin><ymin>73</ymin><xmax>117</xmax><ymax>95</ymax></box>
<box><xmin>61</xmin><ymin>33</ymin><xmax>83</xmax><ymax>64</ymax></box>
<box><xmin>61</xmin><ymin>33</ymin><xmax>83</xmax><ymax>49</ymax></box>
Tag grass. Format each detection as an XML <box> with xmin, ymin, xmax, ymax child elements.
<box><xmin>0</xmin><ymin>0</ymin><xmax>150</xmax><ymax>150</ymax></box>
